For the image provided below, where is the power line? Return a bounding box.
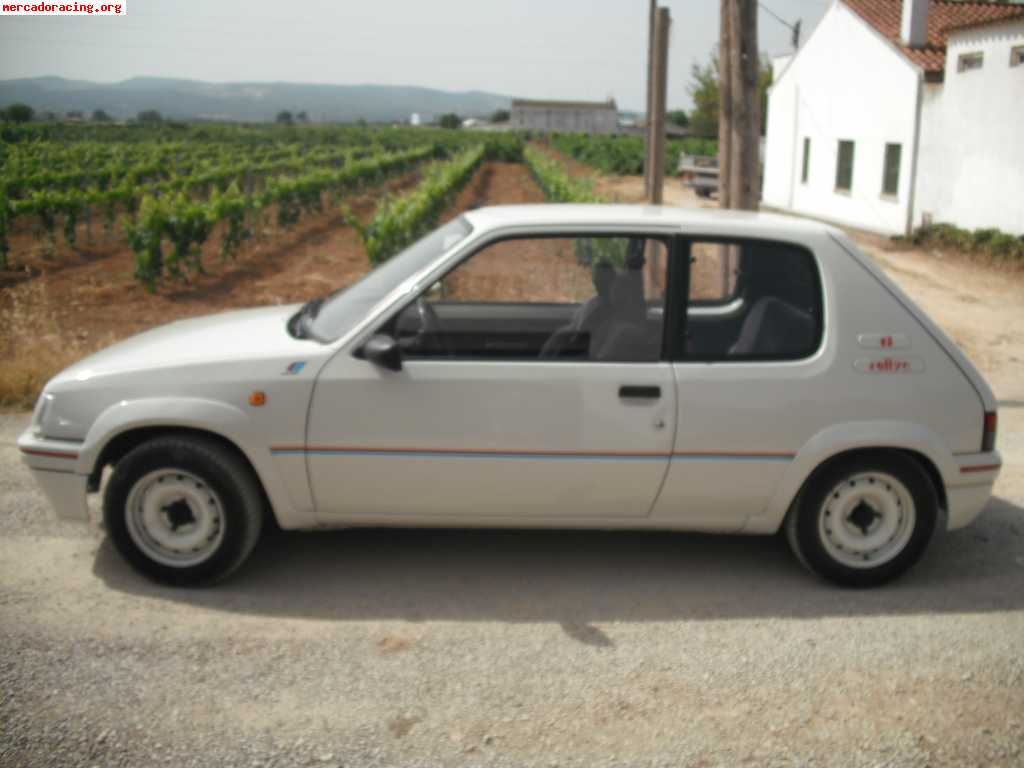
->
[758,2,801,48]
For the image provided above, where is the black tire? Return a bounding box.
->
[785,452,938,587]
[103,435,264,586]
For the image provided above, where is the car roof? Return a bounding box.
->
[462,204,839,240]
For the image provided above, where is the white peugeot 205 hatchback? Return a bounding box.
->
[19,205,1001,588]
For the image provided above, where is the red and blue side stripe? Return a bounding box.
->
[270,445,795,462]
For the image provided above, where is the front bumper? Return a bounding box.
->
[17,429,90,523]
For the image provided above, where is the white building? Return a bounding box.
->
[509,98,619,134]
[763,0,1024,236]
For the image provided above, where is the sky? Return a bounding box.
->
[0,0,832,111]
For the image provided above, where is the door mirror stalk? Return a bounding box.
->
[362,334,403,371]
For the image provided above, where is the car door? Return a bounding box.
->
[651,236,827,529]
[305,231,680,523]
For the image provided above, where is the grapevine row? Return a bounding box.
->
[523,145,604,203]
[522,146,635,267]
[0,144,432,260]
[350,145,486,265]
[126,144,436,290]
[548,133,718,176]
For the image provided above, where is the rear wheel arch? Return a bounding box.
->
[783,448,942,586]
[784,447,947,526]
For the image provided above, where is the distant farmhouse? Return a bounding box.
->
[763,0,1024,236]
[510,98,618,134]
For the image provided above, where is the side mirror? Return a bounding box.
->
[362,333,403,371]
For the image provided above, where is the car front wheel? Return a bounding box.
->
[103,435,264,586]
[785,452,939,587]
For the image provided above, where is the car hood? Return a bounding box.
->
[52,304,320,384]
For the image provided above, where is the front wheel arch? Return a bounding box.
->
[89,425,277,530]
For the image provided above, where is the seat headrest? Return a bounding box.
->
[611,273,646,322]
[592,259,615,301]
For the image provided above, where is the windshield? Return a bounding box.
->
[308,216,473,341]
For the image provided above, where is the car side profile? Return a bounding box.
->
[18,205,1001,587]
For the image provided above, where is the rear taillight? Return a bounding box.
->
[982,411,997,452]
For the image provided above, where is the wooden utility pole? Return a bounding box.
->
[647,7,670,204]
[718,1,733,208]
[719,0,760,210]
[642,0,656,197]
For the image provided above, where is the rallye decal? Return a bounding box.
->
[853,356,925,373]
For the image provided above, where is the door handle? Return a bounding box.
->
[619,385,661,399]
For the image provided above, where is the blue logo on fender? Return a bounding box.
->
[284,362,306,375]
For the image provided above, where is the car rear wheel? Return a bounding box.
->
[785,452,938,587]
[103,435,264,586]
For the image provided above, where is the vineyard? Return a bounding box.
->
[0,124,526,288]
[0,122,701,407]
[548,133,718,176]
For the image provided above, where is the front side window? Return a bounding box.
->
[801,137,811,184]
[836,140,855,192]
[310,216,472,341]
[958,52,984,72]
[882,143,901,197]
[1011,46,1024,67]
[389,235,670,362]
[683,240,822,361]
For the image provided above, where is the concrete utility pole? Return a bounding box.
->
[718,0,760,210]
[643,0,656,197]
[647,6,671,205]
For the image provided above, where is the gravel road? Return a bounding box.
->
[2,248,1023,767]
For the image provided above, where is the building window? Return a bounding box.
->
[1011,46,1024,67]
[882,143,901,198]
[801,137,811,184]
[835,140,854,192]
[957,52,984,72]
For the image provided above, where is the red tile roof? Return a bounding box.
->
[842,0,1024,80]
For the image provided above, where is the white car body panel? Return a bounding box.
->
[17,205,1000,538]
[305,358,676,520]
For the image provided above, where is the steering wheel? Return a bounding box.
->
[415,297,454,357]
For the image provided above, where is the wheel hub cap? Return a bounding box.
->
[818,471,916,569]
[125,470,226,568]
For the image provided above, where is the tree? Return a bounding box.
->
[2,103,34,123]
[667,109,689,128]
[438,113,461,129]
[296,110,309,124]
[490,108,510,124]
[92,109,112,122]
[687,47,772,139]
[66,110,84,120]
[136,109,163,124]
[276,110,294,125]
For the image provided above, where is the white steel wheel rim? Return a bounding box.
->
[125,469,226,568]
[817,471,916,569]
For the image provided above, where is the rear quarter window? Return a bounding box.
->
[683,239,823,361]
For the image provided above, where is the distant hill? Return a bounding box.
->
[0,76,512,123]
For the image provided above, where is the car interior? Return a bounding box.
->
[684,240,820,359]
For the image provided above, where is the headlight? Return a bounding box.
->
[32,393,54,437]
